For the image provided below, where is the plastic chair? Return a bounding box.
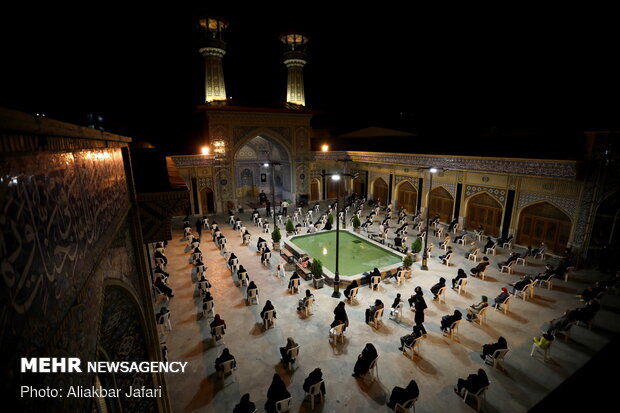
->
[329,323,345,344]
[463,384,489,412]
[371,307,384,329]
[495,295,511,314]
[391,302,404,322]
[275,397,292,413]
[302,298,314,317]
[485,348,509,369]
[467,249,480,262]
[501,261,514,274]
[444,319,461,340]
[503,240,513,249]
[289,278,300,294]
[286,346,299,370]
[202,300,214,319]
[198,280,210,295]
[564,266,575,282]
[515,256,527,266]
[238,271,249,287]
[276,264,286,278]
[305,380,324,409]
[441,253,452,266]
[247,288,259,305]
[456,235,468,245]
[365,357,379,381]
[486,244,497,255]
[346,287,359,304]
[473,305,489,326]
[515,284,534,301]
[437,286,447,304]
[370,276,381,291]
[395,270,404,286]
[538,275,554,290]
[262,309,276,329]
[262,252,272,265]
[211,324,225,344]
[456,278,468,295]
[158,312,172,332]
[402,337,423,359]
[530,341,552,361]
[395,397,418,413]
[218,359,236,382]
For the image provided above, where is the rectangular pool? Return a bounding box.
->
[290,231,403,276]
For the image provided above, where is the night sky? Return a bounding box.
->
[1,5,618,156]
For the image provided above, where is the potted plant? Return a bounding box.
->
[410,237,423,261]
[352,215,361,233]
[403,254,413,269]
[310,259,324,289]
[271,226,282,251]
[285,218,295,236]
[327,213,334,226]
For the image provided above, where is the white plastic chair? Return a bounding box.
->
[262,252,272,265]
[495,295,511,314]
[473,305,489,326]
[456,277,468,295]
[263,223,270,233]
[243,234,251,245]
[444,319,461,340]
[202,300,214,319]
[441,252,452,266]
[305,380,324,409]
[394,270,404,286]
[515,256,527,266]
[402,336,423,359]
[456,235,468,245]
[275,397,292,413]
[239,226,247,237]
[276,264,286,278]
[463,384,489,412]
[218,359,236,382]
[289,278,300,294]
[534,250,546,260]
[371,307,384,329]
[286,346,299,370]
[467,249,480,262]
[329,323,345,344]
[395,397,418,413]
[238,271,249,286]
[198,280,210,295]
[515,284,534,301]
[437,286,447,304]
[501,261,514,274]
[246,287,259,305]
[262,309,276,329]
[370,276,381,291]
[158,311,172,332]
[211,324,225,344]
[302,297,314,317]
[564,266,575,282]
[365,357,379,380]
[538,275,554,290]
[485,348,509,369]
[530,341,552,361]
[503,240,513,249]
[391,302,404,322]
[486,244,497,255]
[346,287,359,304]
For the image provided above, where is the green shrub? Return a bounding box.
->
[271,226,282,243]
[352,215,361,228]
[286,218,295,233]
[327,213,334,225]
[411,237,423,253]
[310,259,323,278]
[403,255,413,267]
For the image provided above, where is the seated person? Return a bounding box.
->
[394,235,403,248]
[156,306,170,325]
[261,300,277,326]
[453,230,468,243]
[302,368,326,396]
[387,380,420,410]
[532,333,554,350]
[261,247,271,264]
[455,369,489,398]
[154,275,174,298]
[299,255,311,268]
[154,265,170,280]
[574,299,601,323]
[497,252,518,269]
[343,280,359,299]
[398,325,423,351]
[439,246,453,262]
[279,337,299,364]
[447,218,459,232]
[154,249,168,265]
[578,282,606,302]
[534,264,555,281]
[227,253,238,267]
[331,301,349,332]
[481,336,507,360]
[256,237,266,251]
[265,374,291,413]
[545,309,579,335]
[390,293,402,315]
[471,257,490,275]
[493,288,510,308]
[288,271,301,289]
[352,343,378,377]
[365,299,384,324]
[532,242,547,257]
[466,296,489,321]
[555,257,574,280]
[511,274,533,294]
[368,267,381,287]
[233,394,256,413]
[519,246,533,259]
[430,215,440,226]
[297,289,314,311]
[439,235,451,249]
[451,268,467,289]
[246,281,258,300]
[430,277,446,300]
[210,314,226,335]
[440,310,462,333]
[483,236,496,251]
[214,347,236,372]
[198,273,212,289]
[323,220,332,230]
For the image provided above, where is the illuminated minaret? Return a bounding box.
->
[198,16,228,103]
[280,33,308,107]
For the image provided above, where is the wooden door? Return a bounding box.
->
[397,181,417,214]
[327,178,341,200]
[429,187,454,223]
[466,192,503,237]
[517,202,572,253]
[373,178,388,206]
[310,179,320,201]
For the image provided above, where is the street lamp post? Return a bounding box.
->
[420,167,438,271]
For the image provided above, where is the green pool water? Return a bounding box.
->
[290,231,403,276]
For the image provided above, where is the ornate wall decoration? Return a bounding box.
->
[311,170,322,180]
[394,175,418,190]
[465,185,507,205]
[235,145,257,159]
[172,156,214,167]
[198,176,214,189]
[314,151,577,179]
[295,127,308,154]
[233,126,292,144]
[517,192,578,219]
[99,287,156,413]
[431,181,457,198]
[0,148,128,360]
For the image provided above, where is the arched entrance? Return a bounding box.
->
[517,202,572,253]
[200,186,215,214]
[429,186,454,223]
[397,181,417,214]
[352,176,365,200]
[310,178,320,201]
[466,192,503,237]
[373,178,388,206]
[234,135,291,208]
